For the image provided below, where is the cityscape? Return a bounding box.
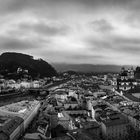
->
[1,54,140,140]
[1,0,140,140]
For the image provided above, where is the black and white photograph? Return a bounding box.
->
[0,0,140,140]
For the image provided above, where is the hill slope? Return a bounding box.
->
[0,52,57,78]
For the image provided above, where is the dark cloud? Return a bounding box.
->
[0,36,37,50]
[86,35,140,55]
[113,36,140,54]
[125,13,140,28]
[118,45,140,54]
[113,36,140,45]
[90,19,114,33]
[18,22,69,36]
[0,0,134,15]
[85,37,112,51]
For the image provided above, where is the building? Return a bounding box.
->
[89,101,108,120]
[134,66,140,84]
[81,121,101,139]
[0,115,24,140]
[58,111,75,130]
[55,91,68,102]
[86,99,96,119]
[93,91,106,98]
[117,67,136,92]
[64,97,79,110]
[0,100,40,130]
[122,107,140,130]
[68,90,78,99]
[101,113,128,140]
[24,133,47,140]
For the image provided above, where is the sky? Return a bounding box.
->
[0,0,140,65]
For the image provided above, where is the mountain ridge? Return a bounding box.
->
[52,63,135,73]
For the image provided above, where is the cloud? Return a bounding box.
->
[86,34,140,56]
[0,0,134,16]
[18,22,70,36]
[90,19,114,33]
[125,13,140,28]
[0,0,140,65]
[113,36,140,45]
[0,36,38,50]
[113,36,140,55]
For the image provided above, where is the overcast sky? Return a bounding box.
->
[0,0,140,65]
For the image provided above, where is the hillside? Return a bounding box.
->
[0,52,57,79]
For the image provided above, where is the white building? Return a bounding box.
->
[0,100,40,130]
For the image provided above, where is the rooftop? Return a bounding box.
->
[0,100,40,119]
[58,111,71,121]
[102,113,128,127]
[81,121,100,129]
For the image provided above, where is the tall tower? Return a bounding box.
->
[130,66,134,79]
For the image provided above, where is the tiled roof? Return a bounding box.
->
[82,121,100,129]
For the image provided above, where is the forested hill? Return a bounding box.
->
[0,52,57,78]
